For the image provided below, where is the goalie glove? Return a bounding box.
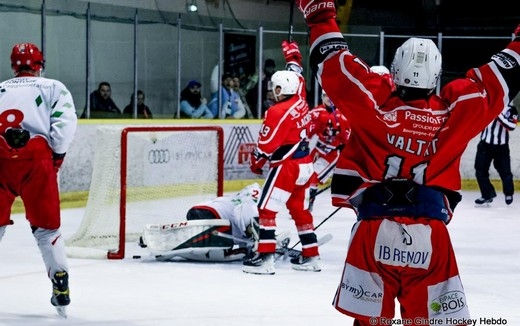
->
[250,147,268,175]
[296,0,337,24]
[246,217,260,243]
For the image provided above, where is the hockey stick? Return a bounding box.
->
[276,233,333,260]
[213,230,292,248]
[310,184,331,200]
[212,230,253,245]
[314,207,342,230]
[286,207,342,252]
[288,0,295,42]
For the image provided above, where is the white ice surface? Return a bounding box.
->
[0,190,518,325]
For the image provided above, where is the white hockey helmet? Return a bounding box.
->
[390,38,442,90]
[370,65,390,75]
[270,70,300,101]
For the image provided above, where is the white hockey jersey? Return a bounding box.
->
[0,76,77,154]
[192,183,261,241]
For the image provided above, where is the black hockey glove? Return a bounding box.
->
[4,128,30,148]
[52,152,66,172]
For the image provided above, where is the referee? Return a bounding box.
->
[474,104,518,206]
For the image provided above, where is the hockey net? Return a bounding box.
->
[65,125,224,259]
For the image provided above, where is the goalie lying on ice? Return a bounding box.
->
[141,183,269,262]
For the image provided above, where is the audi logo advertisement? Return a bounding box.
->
[148,149,170,164]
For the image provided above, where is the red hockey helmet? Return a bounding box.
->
[10,43,45,73]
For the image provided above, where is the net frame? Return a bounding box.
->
[66,125,224,259]
[114,126,224,259]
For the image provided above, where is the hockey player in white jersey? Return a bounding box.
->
[141,183,276,262]
[0,43,77,317]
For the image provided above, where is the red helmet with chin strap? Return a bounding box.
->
[10,43,45,73]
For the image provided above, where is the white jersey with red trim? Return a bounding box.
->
[191,183,261,240]
[0,76,77,154]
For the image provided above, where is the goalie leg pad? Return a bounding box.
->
[143,219,234,256]
[171,247,248,262]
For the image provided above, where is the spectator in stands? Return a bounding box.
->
[262,90,276,116]
[474,104,518,206]
[232,76,254,118]
[81,81,121,118]
[179,80,213,119]
[208,67,245,119]
[245,58,276,118]
[123,90,153,119]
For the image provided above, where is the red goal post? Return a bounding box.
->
[65,125,224,259]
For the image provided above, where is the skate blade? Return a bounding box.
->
[242,265,275,275]
[291,265,322,272]
[55,306,67,318]
[475,203,492,208]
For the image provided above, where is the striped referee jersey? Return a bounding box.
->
[480,105,518,145]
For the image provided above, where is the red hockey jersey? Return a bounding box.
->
[254,71,312,167]
[310,104,350,156]
[255,93,312,167]
[308,21,520,215]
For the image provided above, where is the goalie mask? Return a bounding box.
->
[391,38,441,91]
[11,43,45,74]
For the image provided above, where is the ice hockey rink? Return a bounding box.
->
[0,189,518,326]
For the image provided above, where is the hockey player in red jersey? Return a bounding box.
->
[0,43,77,317]
[243,40,320,275]
[308,90,350,211]
[296,1,520,325]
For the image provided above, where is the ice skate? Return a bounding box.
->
[505,195,513,205]
[51,271,70,318]
[290,255,321,272]
[243,252,275,275]
[475,197,494,207]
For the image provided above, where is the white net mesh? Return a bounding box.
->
[66,126,222,258]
